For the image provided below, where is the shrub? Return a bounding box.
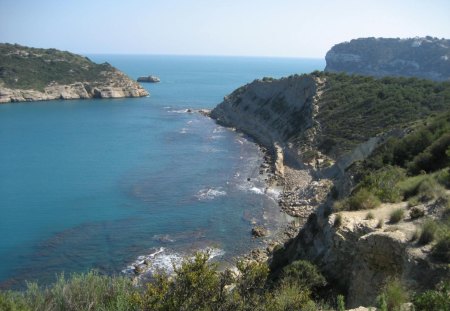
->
[407,196,420,207]
[408,133,450,174]
[389,208,405,224]
[357,166,405,202]
[416,178,446,202]
[337,294,345,311]
[409,206,425,219]
[280,260,326,290]
[378,278,409,311]
[266,283,313,311]
[19,271,136,311]
[418,219,438,245]
[432,230,450,262]
[377,218,384,228]
[234,260,269,308]
[366,211,375,220]
[348,188,381,211]
[0,291,30,311]
[413,281,450,311]
[334,213,343,227]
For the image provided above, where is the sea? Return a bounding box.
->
[0,55,324,289]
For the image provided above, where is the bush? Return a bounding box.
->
[432,230,450,262]
[0,291,30,311]
[357,166,405,202]
[366,211,375,220]
[266,283,313,311]
[389,208,405,224]
[280,260,326,290]
[348,188,381,211]
[334,213,343,227]
[378,278,409,311]
[337,294,345,311]
[418,219,438,245]
[416,178,446,202]
[408,133,450,174]
[413,281,450,311]
[377,218,384,228]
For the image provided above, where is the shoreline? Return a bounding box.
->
[199,109,327,265]
[126,109,331,282]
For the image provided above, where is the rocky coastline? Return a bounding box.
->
[0,69,149,103]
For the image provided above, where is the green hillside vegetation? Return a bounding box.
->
[312,72,450,157]
[334,112,450,262]
[1,254,447,310]
[0,43,115,91]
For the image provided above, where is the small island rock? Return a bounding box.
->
[137,75,161,83]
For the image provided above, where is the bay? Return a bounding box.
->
[0,55,324,288]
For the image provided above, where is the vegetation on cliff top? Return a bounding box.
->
[313,71,450,157]
[0,43,115,91]
[1,253,447,310]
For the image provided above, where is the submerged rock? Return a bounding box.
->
[252,226,268,238]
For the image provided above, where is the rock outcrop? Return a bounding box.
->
[137,75,160,83]
[325,37,450,81]
[271,201,449,308]
[0,43,149,103]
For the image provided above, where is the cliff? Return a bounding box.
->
[0,43,148,103]
[210,72,450,308]
[325,37,450,81]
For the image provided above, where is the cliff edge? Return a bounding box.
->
[0,43,149,103]
[325,37,450,81]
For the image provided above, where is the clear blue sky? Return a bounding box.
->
[1,0,450,58]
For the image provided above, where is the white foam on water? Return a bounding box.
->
[213,127,225,134]
[249,187,265,195]
[195,187,227,201]
[266,187,282,200]
[168,109,189,113]
[179,128,188,134]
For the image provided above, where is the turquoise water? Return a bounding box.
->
[0,55,324,288]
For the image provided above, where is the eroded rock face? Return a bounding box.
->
[211,75,316,148]
[271,202,449,308]
[325,37,450,81]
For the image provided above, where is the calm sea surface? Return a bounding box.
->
[0,55,324,288]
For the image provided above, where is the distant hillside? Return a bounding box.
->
[0,43,148,102]
[325,37,450,81]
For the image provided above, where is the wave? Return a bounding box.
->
[195,187,227,201]
[213,127,225,134]
[249,187,265,195]
[168,109,190,113]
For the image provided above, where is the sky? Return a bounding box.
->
[1,0,450,58]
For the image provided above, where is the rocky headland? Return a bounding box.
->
[210,71,450,308]
[0,43,149,103]
[325,37,450,81]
